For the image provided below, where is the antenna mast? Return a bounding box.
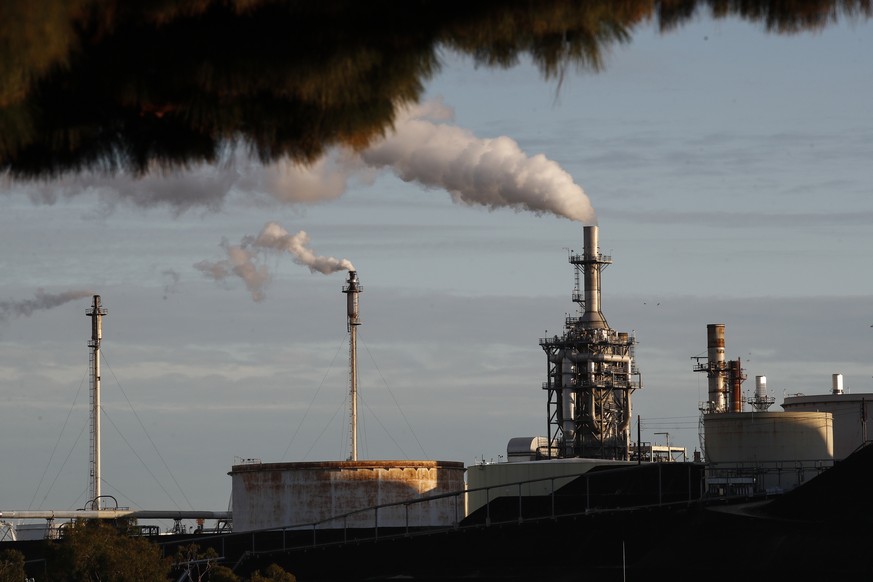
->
[342,272,362,461]
[86,295,107,509]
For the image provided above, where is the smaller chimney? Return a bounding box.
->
[832,373,844,395]
[747,375,775,412]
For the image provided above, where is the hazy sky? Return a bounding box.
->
[1,14,872,527]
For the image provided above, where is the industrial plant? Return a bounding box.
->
[539,226,640,461]
[2,225,872,581]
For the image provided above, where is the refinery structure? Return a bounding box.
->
[2,225,872,580]
[539,226,640,461]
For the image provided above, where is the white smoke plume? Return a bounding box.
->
[253,222,355,274]
[195,222,353,301]
[194,240,271,302]
[7,100,594,224]
[360,101,596,223]
[0,289,94,323]
[9,153,354,214]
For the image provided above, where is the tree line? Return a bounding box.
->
[0,520,294,582]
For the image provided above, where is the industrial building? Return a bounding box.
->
[695,323,835,494]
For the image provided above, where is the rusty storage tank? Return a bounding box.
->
[229,459,466,532]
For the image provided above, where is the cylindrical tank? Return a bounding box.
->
[782,388,872,460]
[703,411,833,491]
[230,460,466,532]
[704,412,832,464]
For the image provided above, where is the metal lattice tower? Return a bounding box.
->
[540,226,641,460]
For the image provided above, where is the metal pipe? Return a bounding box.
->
[0,510,232,520]
[565,351,631,364]
[560,358,576,448]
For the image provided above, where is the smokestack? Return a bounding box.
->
[707,324,727,412]
[86,295,107,509]
[832,373,844,395]
[728,358,744,413]
[342,271,362,461]
[748,374,775,412]
[756,375,767,400]
[579,225,608,329]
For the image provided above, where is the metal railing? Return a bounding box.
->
[160,462,706,564]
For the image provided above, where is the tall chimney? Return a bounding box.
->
[342,271,362,461]
[580,226,608,329]
[707,324,726,412]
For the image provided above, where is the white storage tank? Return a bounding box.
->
[506,436,550,462]
[782,389,872,460]
[703,411,833,492]
[230,460,466,532]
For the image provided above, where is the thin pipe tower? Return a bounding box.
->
[86,295,107,510]
[342,271,362,461]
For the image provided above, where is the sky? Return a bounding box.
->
[1,14,872,529]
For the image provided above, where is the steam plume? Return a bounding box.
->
[361,102,596,223]
[10,101,595,224]
[195,222,353,301]
[0,289,93,323]
[11,153,353,214]
[253,222,354,274]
